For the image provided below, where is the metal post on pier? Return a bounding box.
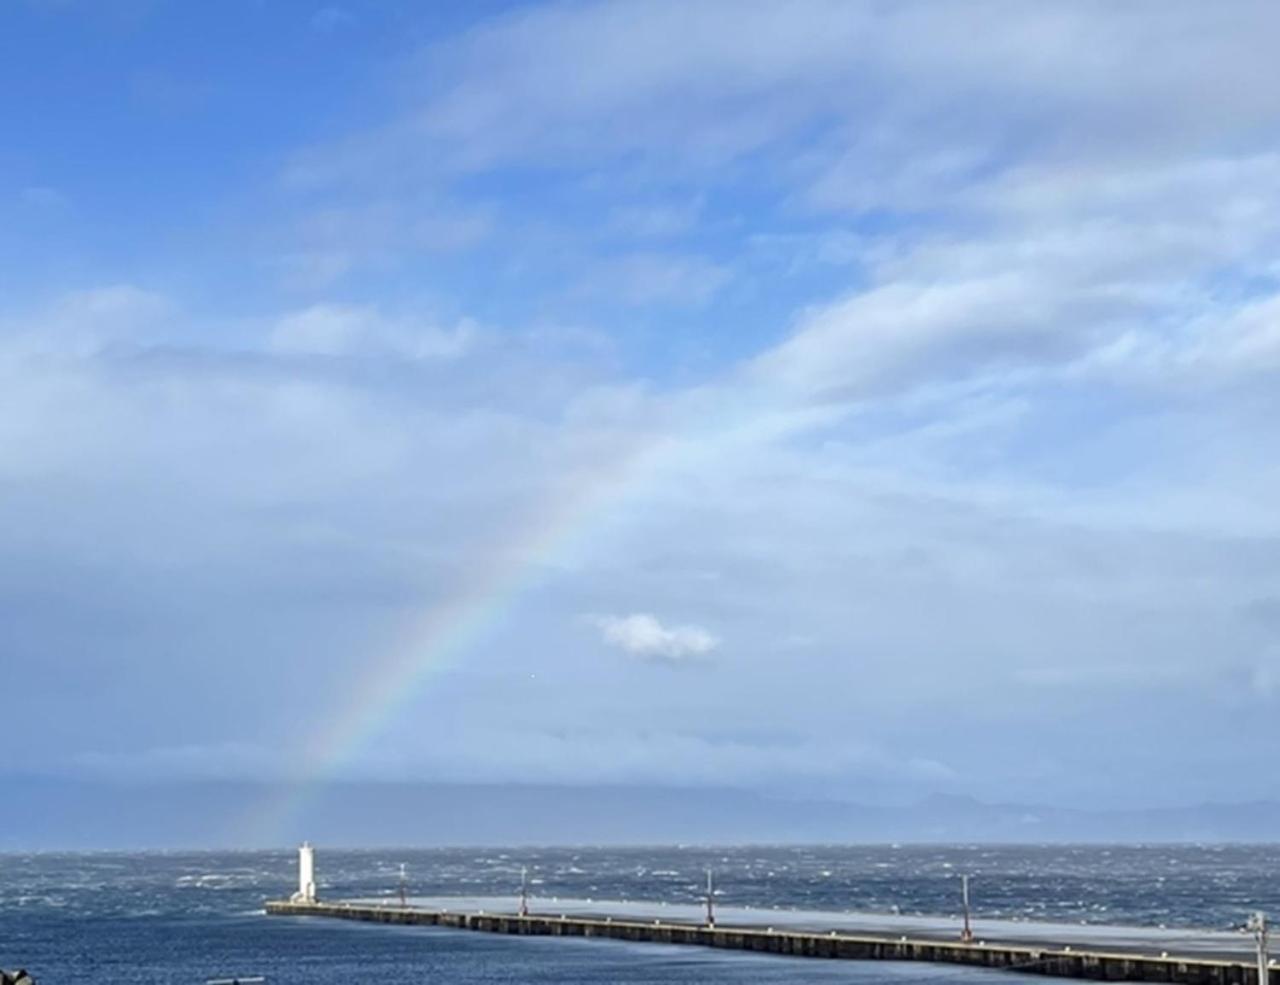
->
[519,865,530,917]
[705,868,715,928]
[398,863,408,908]
[1249,911,1269,985]
[960,874,973,944]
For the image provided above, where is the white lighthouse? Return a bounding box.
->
[291,842,317,904]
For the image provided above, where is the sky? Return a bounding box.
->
[4,0,1280,834]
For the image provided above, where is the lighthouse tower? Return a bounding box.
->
[291,842,317,903]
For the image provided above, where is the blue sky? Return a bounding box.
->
[4,0,1280,815]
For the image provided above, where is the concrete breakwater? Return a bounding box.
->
[265,900,1262,983]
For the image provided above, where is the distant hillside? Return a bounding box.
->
[3,777,1278,850]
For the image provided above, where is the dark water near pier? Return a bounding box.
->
[3,844,1278,984]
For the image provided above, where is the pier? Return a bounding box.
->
[266,897,1273,984]
[265,847,1275,983]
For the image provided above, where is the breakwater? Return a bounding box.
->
[265,900,1264,983]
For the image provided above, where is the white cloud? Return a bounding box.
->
[751,273,1064,401]
[743,148,1280,405]
[592,613,719,664]
[268,303,475,360]
[278,0,1280,395]
[295,0,1280,183]
[0,284,173,356]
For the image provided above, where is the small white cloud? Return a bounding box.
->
[592,612,719,664]
[268,303,474,360]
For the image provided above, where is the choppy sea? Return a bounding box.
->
[4,844,1280,984]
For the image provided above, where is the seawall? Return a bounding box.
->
[265,900,1261,983]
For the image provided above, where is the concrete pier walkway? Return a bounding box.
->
[266,895,1272,983]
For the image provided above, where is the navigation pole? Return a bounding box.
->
[705,868,715,928]
[960,874,973,944]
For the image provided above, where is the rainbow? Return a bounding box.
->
[242,419,689,844]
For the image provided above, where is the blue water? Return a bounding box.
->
[4,845,1279,983]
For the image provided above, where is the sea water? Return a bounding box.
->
[4,844,1278,984]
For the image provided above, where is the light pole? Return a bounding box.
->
[519,865,530,917]
[961,874,973,944]
[705,868,715,928]
[1249,911,1269,985]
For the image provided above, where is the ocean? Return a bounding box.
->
[4,844,1279,984]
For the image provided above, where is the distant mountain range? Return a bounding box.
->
[3,778,1278,849]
